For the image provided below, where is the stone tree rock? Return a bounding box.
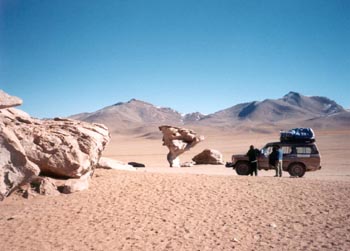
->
[159,125,204,167]
[0,89,111,199]
[192,149,225,165]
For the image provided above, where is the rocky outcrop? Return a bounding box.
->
[1,108,110,178]
[159,125,204,167]
[0,121,40,200]
[192,149,224,165]
[0,90,110,200]
[0,90,22,109]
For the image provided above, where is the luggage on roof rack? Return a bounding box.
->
[280,128,315,143]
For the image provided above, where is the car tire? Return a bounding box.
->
[235,161,251,175]
[288,163,306,177]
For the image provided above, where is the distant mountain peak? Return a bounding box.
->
[127,98,140,103]
[284,91,301,97]
[183,112,205,123]
[283,91,301,101]
[113,98,152,107]
[127,98,148,104]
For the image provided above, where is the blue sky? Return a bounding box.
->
[1,0,349,118]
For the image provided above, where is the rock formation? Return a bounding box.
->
[192,149,225,165]
[0,90,22,109]
[0,90,110,200]
[159,125,204,167]
[0,121,40,200]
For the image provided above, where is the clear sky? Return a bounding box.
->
[1,0,349,118]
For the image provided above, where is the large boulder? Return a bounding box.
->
[192,149,225,165]
[0,122,40,200]
[0,90,111,200]
[159,125,204,167]
[1,108,110,178]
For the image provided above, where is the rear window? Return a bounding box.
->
[295,146,312,154]
[263,145,291,155]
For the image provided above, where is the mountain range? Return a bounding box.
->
[69,92,350,136]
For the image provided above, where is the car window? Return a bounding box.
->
[295,146,312,154]
[266,146,273,155]
[281,146,292,155]
[262,145,291,155]
[263,146,274,155]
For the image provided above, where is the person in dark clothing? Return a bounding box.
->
[269,146,278,177]
[246,145,258,176]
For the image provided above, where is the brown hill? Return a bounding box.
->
[70,92,349,136]
[193,92,344,125]
[302,111,350,130]
[70,99,183,134]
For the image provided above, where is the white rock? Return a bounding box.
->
[98,157,136,171]
[0,90,22,109]
[181,161,195,167]
[62,171,92,194]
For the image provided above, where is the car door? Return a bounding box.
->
[258,145,273,169]
[293,145,320,170]
[280,145,293,170]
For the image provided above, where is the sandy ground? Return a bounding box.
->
[1,129,350,250]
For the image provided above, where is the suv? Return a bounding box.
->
[231,141,321,177]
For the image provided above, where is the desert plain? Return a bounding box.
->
[1,128,350,251]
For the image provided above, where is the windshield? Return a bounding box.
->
[260,147,267,156]
[260,145,279,156]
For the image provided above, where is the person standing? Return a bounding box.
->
[269,146,278,177]
[276,145,283,177]
[247,145,258,176]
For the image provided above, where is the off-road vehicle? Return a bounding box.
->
[231,141,321,177]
